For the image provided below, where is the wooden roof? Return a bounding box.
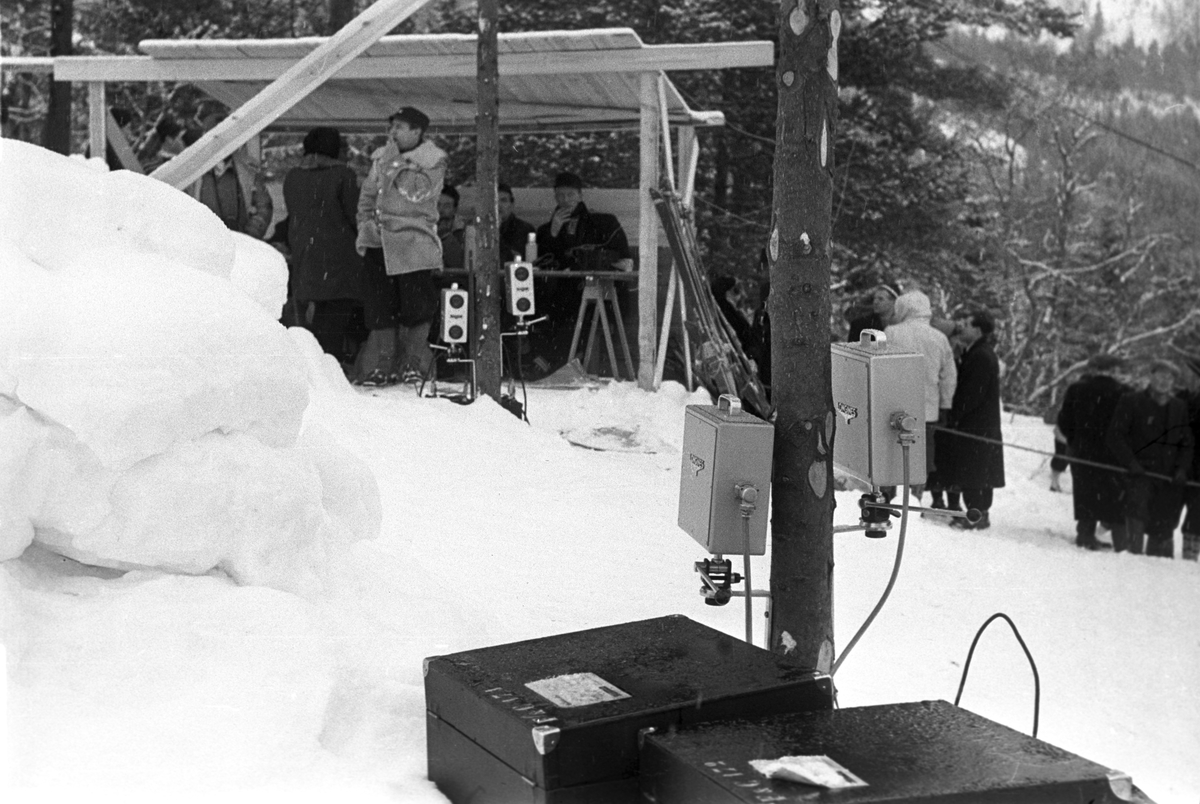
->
[50,29,773,134]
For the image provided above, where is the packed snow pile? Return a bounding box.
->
[0,140,379,594]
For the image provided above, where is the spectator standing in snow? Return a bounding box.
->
[883,290,957,504]
[1179,358,1200,561]
[355,106,447,386]
[189,101,273,239]
[1057,354,1129,550]
[941,309,1005,530]
[1106,358,1194,557]
[283,127,366,369]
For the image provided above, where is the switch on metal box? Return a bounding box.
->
[831,330,926,488]
[679,396,773,556]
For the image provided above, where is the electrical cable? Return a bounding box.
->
[953,612,1041,738]
[930,423,1200,489]
[831,444,912,676]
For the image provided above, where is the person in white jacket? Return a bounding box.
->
[884,290,957,501]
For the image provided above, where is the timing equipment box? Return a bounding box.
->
[831,331,926,488]
[441,283,470,344]
[506,261,536,316]
[679,396,774,556]
[640,700,1132,804]
[424,615,833,804]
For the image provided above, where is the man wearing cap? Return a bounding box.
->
[1107,358,1194,556]
[531,171,632,370]
[1057,354,1130,550]
[355,106,447,384]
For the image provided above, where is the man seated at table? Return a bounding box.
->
[530,171,632,374]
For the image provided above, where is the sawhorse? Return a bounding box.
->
[568,276,636,381]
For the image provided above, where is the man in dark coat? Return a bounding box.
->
[1057,354,1129,550]
[944,309,1005,530]
[531,171,632,371]
[1106,358,1194,557]
[498,182,536,264]
[283,126,366,365]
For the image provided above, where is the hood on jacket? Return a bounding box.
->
[893,290,932,323]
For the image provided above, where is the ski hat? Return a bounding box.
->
[389,106,431,132]
[876,282,901,299]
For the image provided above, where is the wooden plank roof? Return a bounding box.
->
[53,29,774,133]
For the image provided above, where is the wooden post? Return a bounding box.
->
[42,0,73,155]
[473,0,502,401]
[637,72,661,390]
[151,0,434,189]
[767,0,840,674]
[677,126,698,209]
[88,82,106,162]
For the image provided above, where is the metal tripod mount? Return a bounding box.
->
[500,314,548,395]
[424,342,476,402]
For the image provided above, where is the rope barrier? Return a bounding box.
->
[928,423,1200,490]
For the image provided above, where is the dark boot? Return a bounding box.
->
[1124,518,1145,555]
[1075,520,1100,549]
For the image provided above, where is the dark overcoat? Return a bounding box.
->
[1058,373,1128,522]
[284,154,364,302]
[942,338,1006,490]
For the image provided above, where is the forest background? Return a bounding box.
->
[3,0,1199,414]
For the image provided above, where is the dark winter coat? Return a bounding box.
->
[500,214,536,263]
[941,337,1005,490]
[283,154,364,302]
[535,202,631,270]
[1106,388,1193,477]
[1058,373,1128,522]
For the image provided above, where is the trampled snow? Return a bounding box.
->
[1,142,1197,804]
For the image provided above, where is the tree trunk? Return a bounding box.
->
[473,0,502,400]
[42,0,74,155]
[767,0,839,675]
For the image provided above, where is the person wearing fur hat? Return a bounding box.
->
[1057,354,1130,550]
[884,290,957,503]
[355,106,447,385]
[283,126,366,368]
[1106,358,1194,556]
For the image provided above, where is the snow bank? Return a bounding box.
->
[0,141,378,593]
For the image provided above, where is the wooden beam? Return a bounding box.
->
[0,57,55,74]
[657,73,676,193]
[53,41,774,82]
[88,82,106,163]
[678,126,698,208]
[106,110,144,173]
[637,72,661,391]
[151,0,434,190]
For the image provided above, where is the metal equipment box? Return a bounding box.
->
[831,333,926,487]
[640,700,1132,804]
[679,396,774,556]
[424,615,833,804]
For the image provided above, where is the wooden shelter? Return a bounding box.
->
[2,8,773,389]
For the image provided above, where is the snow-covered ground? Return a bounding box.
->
[2,141,1197,804]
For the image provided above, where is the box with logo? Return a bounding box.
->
[679,396,774,556]
[640,700,1131,803]
[831,333,926,488]
[424,615,833,804]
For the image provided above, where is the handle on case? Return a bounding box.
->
[858,329,887,347]
[718,394,742,414]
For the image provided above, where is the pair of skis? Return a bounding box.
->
[651,189,772,419]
